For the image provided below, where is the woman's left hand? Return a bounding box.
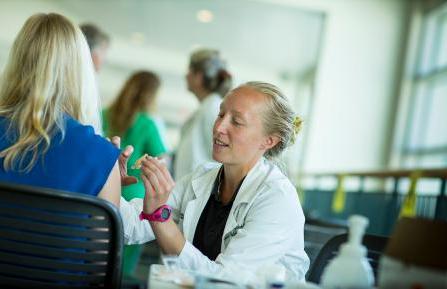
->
[110,136,138,186]
[140,156,175,214]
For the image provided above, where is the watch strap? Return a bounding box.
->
[139,205,172,222]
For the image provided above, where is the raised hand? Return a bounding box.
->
[140,156,175,214]
[111,136,138,186]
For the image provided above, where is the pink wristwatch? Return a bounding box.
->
[139,205,172,222]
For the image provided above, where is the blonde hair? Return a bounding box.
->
[0,13,101,172]
[243,81,302,158]
[107,71,160,136]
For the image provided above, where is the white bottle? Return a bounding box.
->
[320,215,374,289]
[257,264,286,289]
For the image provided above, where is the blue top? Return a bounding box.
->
[0,116,120,196]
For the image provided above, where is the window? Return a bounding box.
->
[399,2,447,168]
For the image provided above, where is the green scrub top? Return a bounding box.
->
[102,110,168,200]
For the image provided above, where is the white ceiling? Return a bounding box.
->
[55,0,324,75]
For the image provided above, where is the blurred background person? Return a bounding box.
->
[80,23,110,73]
[174,48,232,180]
[102,70,168,278]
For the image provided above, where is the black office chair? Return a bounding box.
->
[304,216,348,266]
[0,183,123,289]
[306,233,388,284]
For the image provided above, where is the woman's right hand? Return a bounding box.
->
[140,156,175,214]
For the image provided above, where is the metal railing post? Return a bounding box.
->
[435,179,447,219]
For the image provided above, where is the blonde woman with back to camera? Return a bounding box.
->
[121,82,310,284]
[0,13,141,240]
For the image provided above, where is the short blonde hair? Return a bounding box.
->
[0,13,101,172]
[243,81,302,158]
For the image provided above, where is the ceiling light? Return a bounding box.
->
[190,43,202,50]
[130,32,145,45]
[197,10,213,23]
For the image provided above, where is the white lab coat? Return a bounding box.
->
[120,158,309,283]
[174,93,221,180]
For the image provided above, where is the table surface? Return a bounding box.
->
[146,265,333,289]
[147,265,185,289]
[147,264,244,289]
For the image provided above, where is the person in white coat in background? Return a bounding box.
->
[174,48,232,180]
[120,82,309,284]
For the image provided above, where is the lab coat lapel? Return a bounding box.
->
[182,167,220,242]
[222,158,274,246]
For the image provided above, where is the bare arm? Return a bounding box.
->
[149,219,185,255]
[97,161,121,207]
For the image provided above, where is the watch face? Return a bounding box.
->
[161,208,170,219]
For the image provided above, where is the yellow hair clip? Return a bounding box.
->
[291,116,303,144]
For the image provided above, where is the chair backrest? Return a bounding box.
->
[306,233,388,284]
[304,217,348,266]
[0,183,123,289]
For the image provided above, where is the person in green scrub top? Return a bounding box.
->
[103,70,168,278]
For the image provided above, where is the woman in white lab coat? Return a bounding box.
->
[121,82,309,283]
[174,49,232,180]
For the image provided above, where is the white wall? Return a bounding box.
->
[261,0,409,172]
[0,1,66,64]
